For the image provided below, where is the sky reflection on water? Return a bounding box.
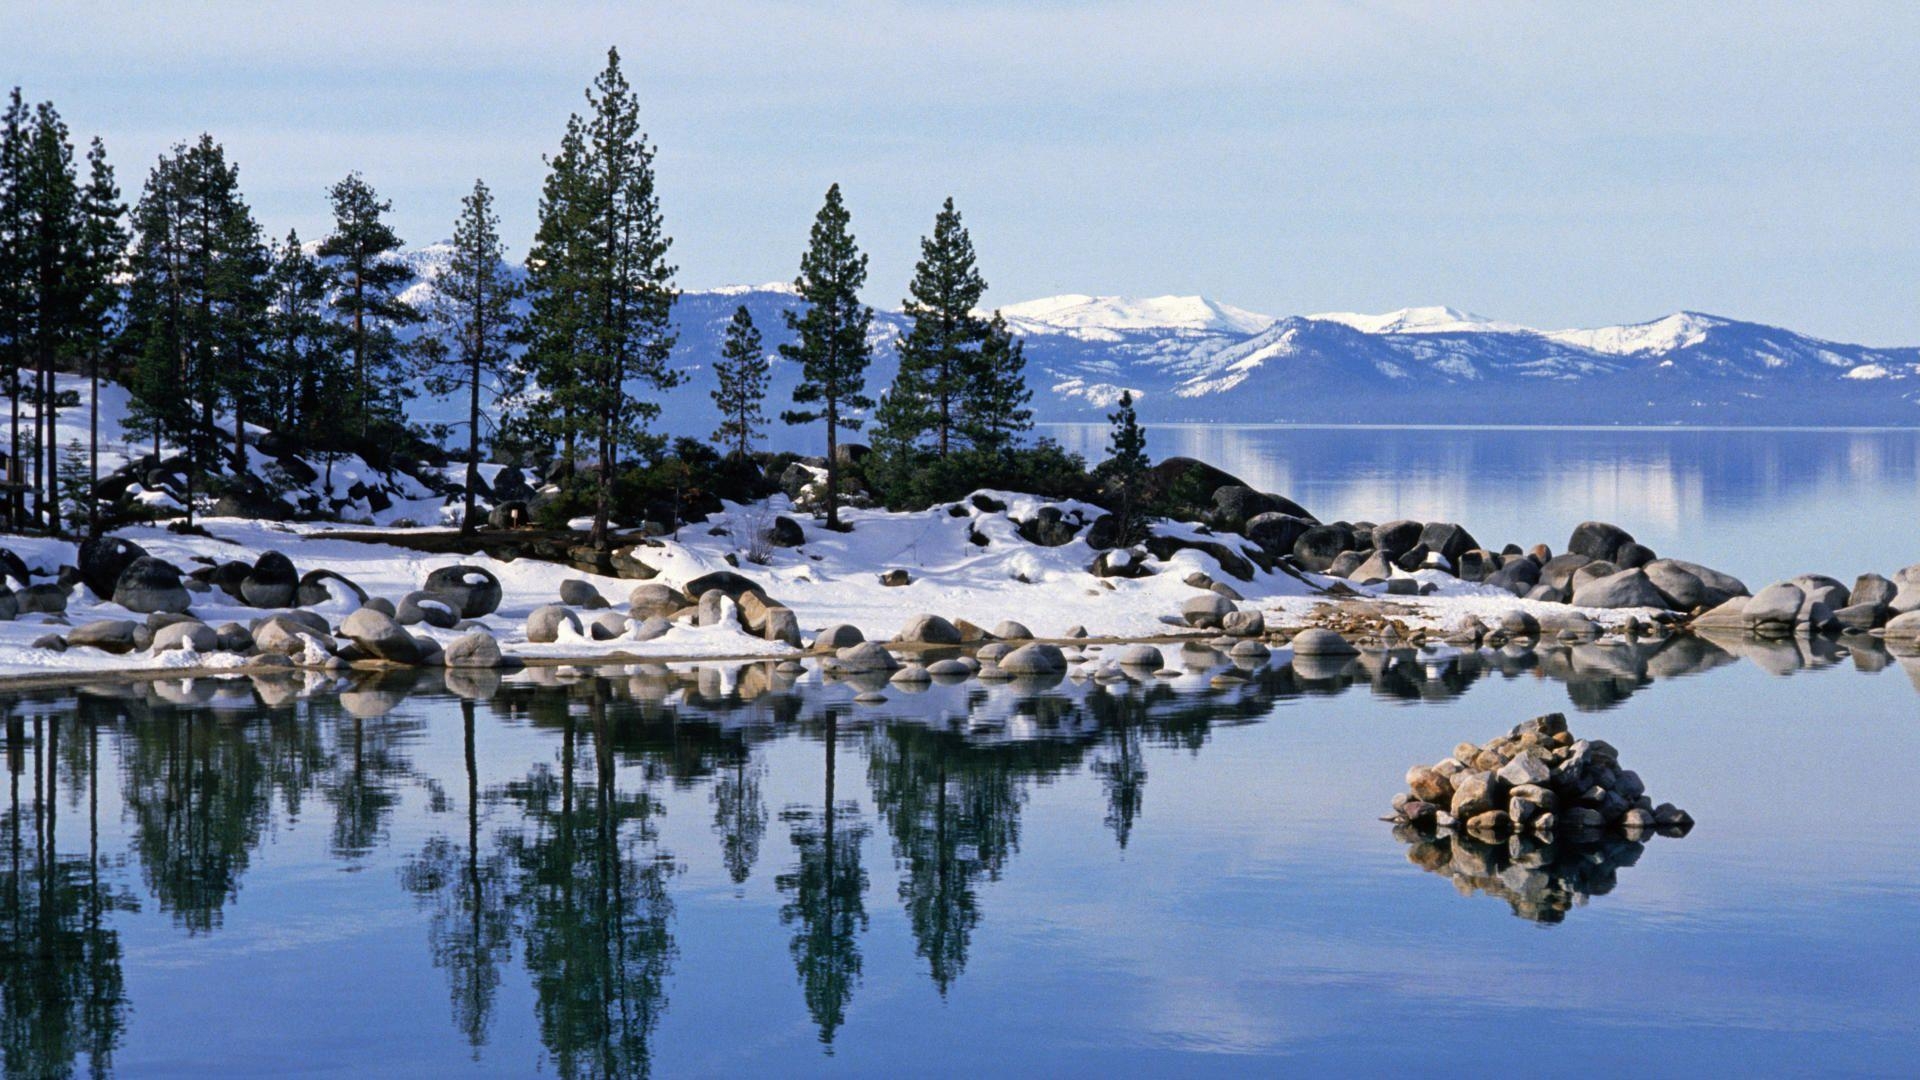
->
[0,637,1916,1077]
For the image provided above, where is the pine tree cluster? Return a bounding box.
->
[0,47,1146,543]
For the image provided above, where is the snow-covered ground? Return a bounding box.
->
[0,487,1662,681]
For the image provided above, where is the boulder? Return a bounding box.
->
[1885,610,1920,641]
[879,568,911,587]
[17,583,67,614]
[1567,521,1635,563]
[696,590,736,628]
[1851,573,1898,611]
[684,570,769,605]
[1327,550,1369,579]
[559,579,609,609]
[1118,644,1165,668]
[1455,549,1497,583]
[1017,506,1082,547]
[1091,548,1153,578]
[1392,542,1432,574]
[1182,592,1236,629]
[1419,522,1480,565]
[0,587,14,621]
[1371,520,1424,560]
[397,591,460,629]
[1569,568,1668,610]
[763,606,801,647]
[1212,486,1312,530]
[1244,513,1313,557]
[78,535,146,600]
[998,643,1067,675]
[341,607,421,664]
[422,565,504,618]
[1486,558,1542,596]
[770,515,806,547]
[487,501,529,529]
[1288,628,1358,656]
[835,642,901,672]
[898,614,962,645]
[632,617,672,642]
[151,621,218,653]
[295,569,368,609]
[526,604,583,644]
[813,624,865,650]
[240,551,299,608]
[629,583,691,619]
[1613,541,1657,569]
[588,611,629,641]
[1292,524,1356,572]
[112,557,191,614]
[1222,610,1266,637]
[1143,534,1257,582]
[69,619,138,654]
[1540,553,1594,593]
[1141,457,1251,518]
[1744,582,1806,629]
[213,622,253,652]
[0,547,27,587]
[992,620,1034,640]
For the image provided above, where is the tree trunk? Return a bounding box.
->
[87,354,99,536]
[825,397,840,531]
[462,350,480,534]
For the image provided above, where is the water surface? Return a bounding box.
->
[1044,424,1920,586]
[2,636,1917,1076]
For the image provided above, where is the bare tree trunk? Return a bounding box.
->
[463,350,480,534]
[88,353,99,536]
[824,398,840,530]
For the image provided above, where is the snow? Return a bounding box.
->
[1545,311,1723,355]
[999,294,1274,337]
[1845,363,1892,380]
[1307,305,1528,335]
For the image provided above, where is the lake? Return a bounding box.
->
[2,636,1917,1077]
[1043,424,1920,588]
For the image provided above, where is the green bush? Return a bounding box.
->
[869,440,1095,511]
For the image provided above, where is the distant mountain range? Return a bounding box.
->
[396,244,1920,437]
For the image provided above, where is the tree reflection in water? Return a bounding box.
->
[0,624,1798,1075]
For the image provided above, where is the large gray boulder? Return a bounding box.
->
[1182,592,1237,629]
[1419,522,1480,564]
[296,569,368,609]
[998,643,1067,675]
[629,582,690,619]
[1244,513,1313,557]
[78,535,146,600]
[0,586,15,621]
[696,590,734,627]
[397,591,460,629]
[1118,644,1165,668]
[69,619,138,654]
[1885,610,1920,641]
[151,621,218,653]
[992,619,1034,640]
[763,607,801,647]
[445,630,506,664]
[1852,573,1898,611]
[1743,582,1806,630]
[897,614,962,645]
[1567,521,1635,563]
[1540,553,1594,593]
[835,642,901,672]
[813,624,865,650]
[1569,568,1667,610]
[1486,558,1542,596]
[1222,610,1266,637]
[559,579,609,609]
[341,607,422,664]
[422,565,503,618]
[1291,524,1356,572]
[1371,520,1424,560]
[1288,628,1358,656]
[17,583,66,614]
[526,604,582,644]
[112,557,191,614]
[240,551,298,608]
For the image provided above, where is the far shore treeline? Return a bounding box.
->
[0,49,1157,547]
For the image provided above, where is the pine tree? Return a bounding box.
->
[962,311,1033,454]
[17,101,82,532]
[878,197,988,458]
[523,49,680,547]
[1105,390,1149,544]
[710,305,768,458]
[265,230,338,442]
[317,172,418,441]
[0,89,29,528]
[72,137,126,535]
[122,135,270,527]
[780,183,873,531]
[421,179,523,533]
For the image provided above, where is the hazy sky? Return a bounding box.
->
[9,1,1920,342]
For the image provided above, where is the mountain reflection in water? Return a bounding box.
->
[0,630,1914,1076]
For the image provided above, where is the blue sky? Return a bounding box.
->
[8,1,1920,342]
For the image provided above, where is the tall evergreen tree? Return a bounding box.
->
[522,49,680,547]
[877,197,987,458]
[71,137,126,535]
[709,304,767,458]
[962,311,1033,454]
[1104,389,1150,545]
[122,135,270,526]
[780,183,873,531]
[19,102,83,531]
[0,89,29,528]
[421,179,523,533]
[264,230,338,442]
[317,172,417,440]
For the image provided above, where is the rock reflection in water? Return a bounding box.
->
[1397,825,1651,924]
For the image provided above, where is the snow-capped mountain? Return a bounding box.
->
[387,246,1920,436]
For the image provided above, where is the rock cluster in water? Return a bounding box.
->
[1388,712,1693,839]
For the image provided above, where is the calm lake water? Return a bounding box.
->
[1044,425,1920,587]
[3,636,1918,1077]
